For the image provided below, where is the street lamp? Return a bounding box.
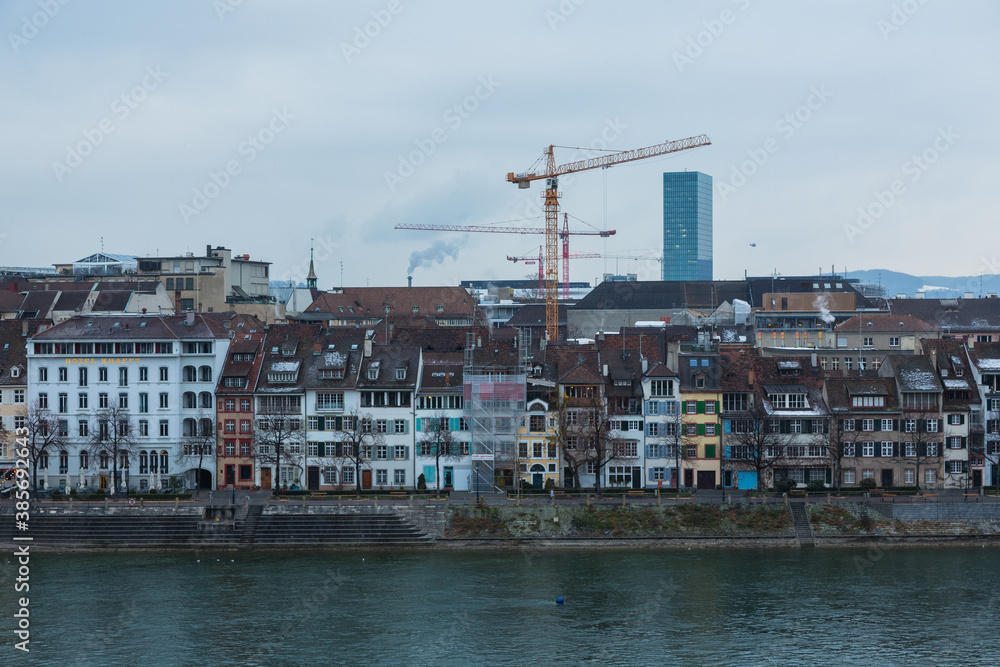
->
[475,462,480,504]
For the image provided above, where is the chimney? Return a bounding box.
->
[929,347,937,370]
[21,321,28,336]
[641,358,648,374]
[185,312,194,326]
[364,338,372,358]
[407,275,413,288]
[603,364,609,377]
[748,369,755,388]
[811,352,817,368]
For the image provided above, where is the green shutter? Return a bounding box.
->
[803,420,812,433]
[705,444,715,459]
[335,416,342,431]
[317,416,325,431]
[696,401,705,414]
[450,418,459,432]
[416,418,421,432]
[697,423,705,436]
[318,442,325,457]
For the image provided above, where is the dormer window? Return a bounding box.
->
[412,306,419,313]
[10,367,19,378]
[319,369,344,380]
[368,368,378,380]
[851,395,886,408]
[770,393,807,409]
[395,368,406,380]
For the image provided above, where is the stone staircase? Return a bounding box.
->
[0,514,206,548]
[247,513,433,547]
[240,505,264,545]
[790,502,814,547]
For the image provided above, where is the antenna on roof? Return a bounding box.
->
[100,236,104,254]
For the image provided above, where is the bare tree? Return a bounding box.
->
[901,410,942,493]
[558,393,623,497]
[24,401,63,498]
[653,408,694,495]
[723,405,792,491]
[333,409,386,497]
[817,415,864,493]
[87,405,138,499]
[178,412,216,498]
[254,403,305,496]
[418,411,463,498]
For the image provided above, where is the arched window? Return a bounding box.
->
[139,451,148,474]
[99,452,109,469]
[120,453,129,469]
[183,392,197,409]
[149,452,158,474]
[79,451,89,470]
[200,392,213,408]
[59,451,68,474]
[39,452,48,469]
[183,418,196,437]
[183,366,197,382]
[199,366,212,382]
[159,451,168,474]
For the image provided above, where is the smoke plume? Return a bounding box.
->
[407,239,466,275]
[813,294,836,324]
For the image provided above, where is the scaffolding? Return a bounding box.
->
[464,332,526,493]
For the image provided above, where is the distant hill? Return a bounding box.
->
[847,270,1000,299]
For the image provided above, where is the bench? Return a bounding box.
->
[921,494,939,502]
[627,490,646,496]
[390,491,408,496]
[305,493,327,500]
[963,493,980,502]
[881,493,896,502]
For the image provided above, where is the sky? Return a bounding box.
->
[2,1,998,289]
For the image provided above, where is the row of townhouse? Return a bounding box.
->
[7,309,1000,495]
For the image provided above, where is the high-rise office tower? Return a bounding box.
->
[662,171,712,281]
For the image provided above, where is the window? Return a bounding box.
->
[139,393,148,413]
[119,367,128,387]
[705,401,716,414]
[685,401,697,414]
[240,420,250,434]
[225,420,235,433]
[159,367,168,382]
[394,420,406,434]
[99,367,108,382]
[881,441,893,457]
[889,337,900,347]
[38,392,48,408]
[926,442,939,456]
[78,420,89,437]
[843,469,855,485]
[904,442,916,457]
[137,419,148,436]
[947,460,963,474]
[843,443,855,457]
[948,414,964,426]
[926,419,939,433]
[650,380,674,397]
[862,442,875,457]
[159,393,168,409]
[831,358,840,371]
[904,419,917,433]
[376,419,388,434]
[812,420,824,434]
[904,469,914,484]
[96,392,107,409]
[845,358,853,371]
[925,469,936,484]
[139,367,148,382]
[395,446,408,460]
[394,469,405,485]
[241,399,251,412]
[862,419,874,432]
[882,419,893,431]
[38,367,48,382]
[57,392,67,413]
[159,420,169,437]
[790,420,802,434]
[843,419,855,432]
[863,336,873,347]
[118,393,128,409]
[376,445,388,460]
[947,436,963,449]
[705,423,716,436]
[862,469,875,480]
[686,445,697,459]
[316,393,344,411]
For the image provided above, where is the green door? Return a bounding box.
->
[443,467,454,488]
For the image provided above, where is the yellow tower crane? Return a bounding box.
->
[507,135,711,342]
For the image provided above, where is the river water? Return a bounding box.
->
[2,546,998,666]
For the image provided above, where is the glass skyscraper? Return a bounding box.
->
[662,171,712,281]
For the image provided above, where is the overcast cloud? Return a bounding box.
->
[2,1,997,287]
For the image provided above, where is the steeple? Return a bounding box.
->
[306,239,317,289]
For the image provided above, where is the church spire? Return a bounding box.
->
[306,238,317,289]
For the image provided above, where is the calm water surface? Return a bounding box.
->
[1,546,998,666]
